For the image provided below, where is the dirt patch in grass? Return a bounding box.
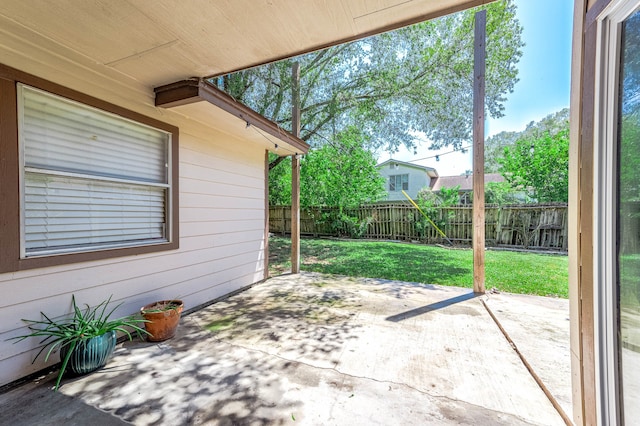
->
[304,256,333,265]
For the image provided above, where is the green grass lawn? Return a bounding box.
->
[269,237,569,298]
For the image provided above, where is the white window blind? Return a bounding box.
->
[18,84,171,257]
[389,174,408,192]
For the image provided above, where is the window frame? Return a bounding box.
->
[593,1,640,423]
[0,64,179,273]
[389,174,409,192]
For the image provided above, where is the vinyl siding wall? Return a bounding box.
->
[377,164,431,200]
[0,17,268,386]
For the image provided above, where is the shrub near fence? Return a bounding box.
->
[269,203,568,251]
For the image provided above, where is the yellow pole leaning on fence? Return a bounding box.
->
[401,190,452,245]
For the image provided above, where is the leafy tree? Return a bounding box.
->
[620,109,640,204]
[485,108,569,173]
[619,11,640,202]
[621,12,640,117]
[416,188,440,205]
[268,154,292,206]
[619,114,640,258]
[485,130,520,173]
[214,0,523,154]
[439,186,463,206]
[300,127,386,207]
[499,129,569,202]
[269,127,386,207]
[417,186,461,206]
[485,181,528,205]
[414,186,461,240]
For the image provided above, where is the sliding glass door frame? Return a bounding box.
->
[594,1,640,424]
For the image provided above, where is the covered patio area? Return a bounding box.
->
[0,273,570,425]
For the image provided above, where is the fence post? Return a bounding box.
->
[281,206,286,235]
[270,203,567,250]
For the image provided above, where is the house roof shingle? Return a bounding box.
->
[376,159,439,177]
[430,173,505,191]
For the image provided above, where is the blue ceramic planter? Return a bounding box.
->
[60,330,117,375]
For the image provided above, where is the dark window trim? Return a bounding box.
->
[0,63,179,273]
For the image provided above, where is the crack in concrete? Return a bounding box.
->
[481,297,572,426]
[214,336,540,426]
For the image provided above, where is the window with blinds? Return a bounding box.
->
[389,174,409,192]
[18,84,171,257]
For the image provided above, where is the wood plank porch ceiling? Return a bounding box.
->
[0,0,493,152]
[0,0,494,88]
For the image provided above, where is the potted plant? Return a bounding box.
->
[11,295,149,390]
[140,300,184,342]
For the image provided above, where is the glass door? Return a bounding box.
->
[616,6,640,424]
[597,1,640,424]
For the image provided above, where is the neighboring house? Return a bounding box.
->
[430,173,506,204]
[376,159,438,201]
[0,1,634,424]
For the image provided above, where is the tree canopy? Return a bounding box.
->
[213,0,523,154]
[499,128,569,203]
[620,115,640,203]
[269,127,386,207]
[484,108,570,173]
[619,12,640,202]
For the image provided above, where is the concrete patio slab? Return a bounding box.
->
[483,292,572,418]
[0,273,570,425]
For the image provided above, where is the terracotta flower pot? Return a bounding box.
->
[140,300,184,342]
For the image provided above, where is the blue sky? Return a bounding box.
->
[379,0,574,175]
[487,0,573,136]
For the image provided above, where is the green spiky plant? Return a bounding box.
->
[11,295,149,390]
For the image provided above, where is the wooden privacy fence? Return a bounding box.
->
[269,203,568,251]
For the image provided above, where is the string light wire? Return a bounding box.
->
[407,144,472,163]
[249,123,301,157]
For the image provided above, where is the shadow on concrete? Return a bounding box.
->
[386,292,479,322]
[193,274,363,364]
[0,372,128,426]
[57,274,363,425]
[3,273,568,425]
[59,320,306,425]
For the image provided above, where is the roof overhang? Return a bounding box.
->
[377,159,439,177]
[155,78,309,155]
[0,1,492,155]
[0,1,494,88]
